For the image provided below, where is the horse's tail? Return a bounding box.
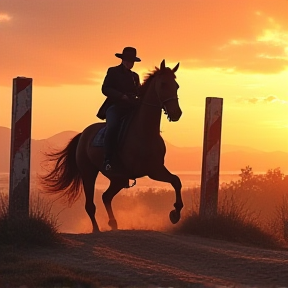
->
[41,133,83,204]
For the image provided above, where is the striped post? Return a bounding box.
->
[199,97,223,218]
[9,77,33,219]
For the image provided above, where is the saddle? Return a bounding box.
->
[92,113,137,186]
[92,113,133,148]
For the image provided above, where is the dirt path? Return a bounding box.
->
[27,230,288,287]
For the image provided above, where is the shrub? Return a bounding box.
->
[0,193,61,247]
[171,167,287,249]
[269,193,288,243]
[172,191,280,249]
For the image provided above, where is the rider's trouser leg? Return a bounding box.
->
[104,105,123,161]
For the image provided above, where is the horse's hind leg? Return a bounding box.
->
[148,166,183,224]
[82,172,100,233]
[102,178,128,230]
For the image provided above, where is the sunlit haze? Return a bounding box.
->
[1,0,287,153]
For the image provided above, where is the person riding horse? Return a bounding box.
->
[43,59,183,232]
[97,47,141,172]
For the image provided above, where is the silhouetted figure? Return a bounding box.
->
[97,47,141,172]
[42,59,183,232]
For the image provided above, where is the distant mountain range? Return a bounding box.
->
[1,126,287,174]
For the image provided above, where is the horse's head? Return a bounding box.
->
[155,60,182,122]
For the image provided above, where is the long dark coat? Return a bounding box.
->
[96,64,140,120]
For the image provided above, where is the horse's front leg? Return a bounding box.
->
[148,166,183,224]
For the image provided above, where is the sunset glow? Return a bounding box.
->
[1,0,287,153]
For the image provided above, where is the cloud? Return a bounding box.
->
[0,0,288,86]
[0,13,12,22]
[0,12,12,23]
[264,95,278,103]
[242,95,288,104]
[175,2,288,74]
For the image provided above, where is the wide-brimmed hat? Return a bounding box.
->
[115,47,141,62]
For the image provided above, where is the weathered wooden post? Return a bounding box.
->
[9,77,33,219]
[199,97,223,218]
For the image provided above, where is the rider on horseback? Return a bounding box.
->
[96,47,141,172]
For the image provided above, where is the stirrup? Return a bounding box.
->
[103,160,112,171]
[105,163,112,171]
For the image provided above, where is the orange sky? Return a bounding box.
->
[0,0,287,152]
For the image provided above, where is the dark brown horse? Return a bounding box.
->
[42,60,183,232]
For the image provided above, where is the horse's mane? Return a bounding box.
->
[139,66,176,98]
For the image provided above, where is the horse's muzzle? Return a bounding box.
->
[169,109,182,122]
[163,97,182,122]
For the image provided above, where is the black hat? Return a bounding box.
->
[115,47,141,62]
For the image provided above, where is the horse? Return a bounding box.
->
[42,59,184,232]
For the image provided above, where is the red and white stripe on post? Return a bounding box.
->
[9,77,33,218]
[199,97,223,218]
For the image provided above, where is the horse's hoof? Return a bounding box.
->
[108,219,118,230]
[92,224,100,233]
[169,209,181,224]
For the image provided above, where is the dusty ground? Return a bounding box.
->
[23,230,288,288]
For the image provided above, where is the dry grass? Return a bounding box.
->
[171,167,288,250]
[172,210,281,249]
[268,194,288,242]
[0,194,100,287]
[0,193,62,247]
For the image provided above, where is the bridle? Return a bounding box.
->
[142,96,178,108]
[141,74,179,121]
[142,96,179,122]
[141,75,179,119]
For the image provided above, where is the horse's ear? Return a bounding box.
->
[172,62,180,73]
[160,59,166,70]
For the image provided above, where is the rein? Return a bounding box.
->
[141,97,178,121]
[142,97,178,108]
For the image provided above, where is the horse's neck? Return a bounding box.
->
[131,85,162,138]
